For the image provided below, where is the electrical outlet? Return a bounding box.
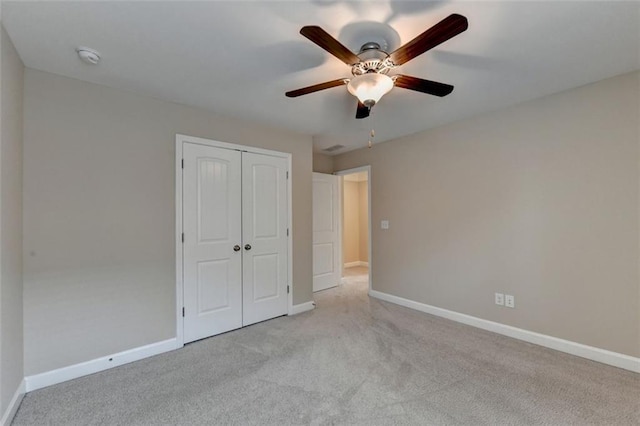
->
[495,293,504,306]
[505,294,515,308]
[381,220,389,230]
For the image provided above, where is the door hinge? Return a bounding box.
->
[181,233,184,243]
[287,285,290,294]
[181,159,184,169]
[287,228,289,237]
[286,171,289,179]
[182,307,185,317]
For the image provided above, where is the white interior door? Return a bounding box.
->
[242,152,289,326]
[312,172,341,292]
[183,143,242,343]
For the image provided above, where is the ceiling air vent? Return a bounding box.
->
[323,144,345,153]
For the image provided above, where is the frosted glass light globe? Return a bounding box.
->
[347,73,393,105]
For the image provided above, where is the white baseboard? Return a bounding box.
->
[25,338,179,392]
[1,379,25,426]
[291,301,315,315]
[369,290,640,373]
[344,261,369,268]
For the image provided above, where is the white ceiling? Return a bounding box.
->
[3,1,639,154]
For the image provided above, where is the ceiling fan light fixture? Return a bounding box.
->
[287,14,468,118]
[347,73,393,106]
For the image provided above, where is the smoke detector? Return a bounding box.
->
[76,47,101,65]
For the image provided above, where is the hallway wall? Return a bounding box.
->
[343,178,369,265]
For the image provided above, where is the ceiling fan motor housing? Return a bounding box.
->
[351,42,395,76]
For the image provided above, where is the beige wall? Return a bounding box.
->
[313,152,333,174]
[0,25,24,414]
[334,71,640,357]
[343,180,360,264]
[342,179,369,265]
[358,181,368,263]
[23,69,313,375]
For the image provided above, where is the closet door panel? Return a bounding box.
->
[242,152,289,326]
[183,143,242,343]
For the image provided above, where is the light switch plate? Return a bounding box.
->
[381,220,389,230]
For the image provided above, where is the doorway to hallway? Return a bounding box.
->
[336,166,371,294]
[311,166,372,294]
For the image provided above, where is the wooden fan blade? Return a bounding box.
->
[300,26,360,65]
[394,75,454,97]
[390,14,468,66]
[356,101,370,119]
[285,78,347,98]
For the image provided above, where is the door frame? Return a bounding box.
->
[175,134,293,347]
[334,165,372,294]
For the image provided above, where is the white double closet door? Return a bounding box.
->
[182,142,288,343]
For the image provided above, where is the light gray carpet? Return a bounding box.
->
[13,267,640,425]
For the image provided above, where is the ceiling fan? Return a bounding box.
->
[285,14,468,119]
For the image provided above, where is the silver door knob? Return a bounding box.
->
[233,245,241,252]
[244,244,252,251]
